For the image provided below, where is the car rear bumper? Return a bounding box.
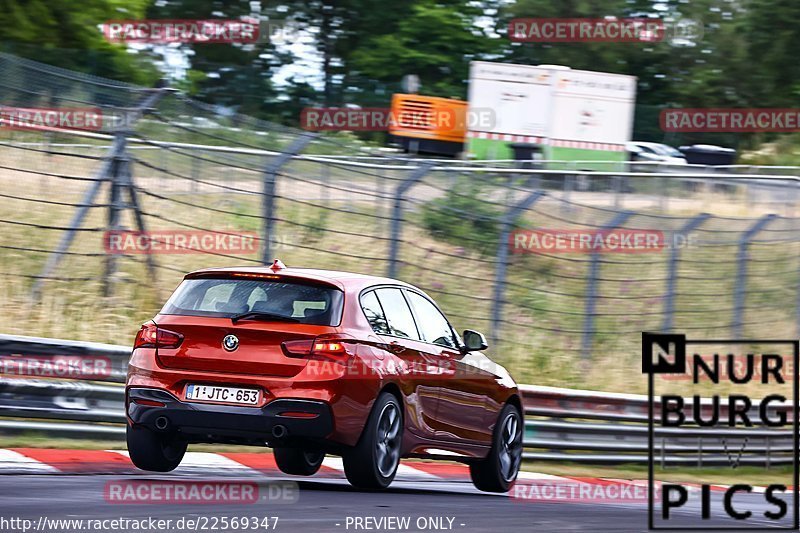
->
[127,387,334,442]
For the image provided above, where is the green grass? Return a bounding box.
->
[740,135,800,166]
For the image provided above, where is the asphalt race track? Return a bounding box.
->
[0,470,791,532]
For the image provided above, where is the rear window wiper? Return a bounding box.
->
[230,311,300,324]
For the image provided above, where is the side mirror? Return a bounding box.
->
[462,329,488,352]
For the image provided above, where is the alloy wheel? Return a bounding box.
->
[375,402,401,477]
[498,411,522,482]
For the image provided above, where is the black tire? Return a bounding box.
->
[470,403,522,493]
[273,447,325,476]
[126,424,187,472]
[343,392,403,489]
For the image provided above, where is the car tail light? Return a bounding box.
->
[281,334,356,364]
[277,411,319,419]
[132,398,166,408]
[281,339,314,357]
[134,323,183,349]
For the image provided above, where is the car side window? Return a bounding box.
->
[360,290,390,335]
[404,291,458,349]
[374,288,420,340]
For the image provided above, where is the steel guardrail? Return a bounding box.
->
[0,334,792,466]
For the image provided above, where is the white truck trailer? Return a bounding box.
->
[466,61,637,163]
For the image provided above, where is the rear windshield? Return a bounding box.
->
[160,277,344,326]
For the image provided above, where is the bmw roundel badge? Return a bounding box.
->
[222,334,239,352]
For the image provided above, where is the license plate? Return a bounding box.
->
[185,384,260,405]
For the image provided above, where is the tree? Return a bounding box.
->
[494,0,764,145]
[0,0,159,84]
[348,0,501,100]
[275,0,418,106]
[743,0,800,107]
[145,0,281,117]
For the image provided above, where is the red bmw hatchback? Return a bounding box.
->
[126,261,523,492]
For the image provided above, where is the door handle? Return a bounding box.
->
[438,351,461,375]
[387,341,406,354]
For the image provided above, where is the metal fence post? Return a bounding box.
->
[191,149,199,193]
[659,176,669,213]
[120,156,157,286]
[490,190,546,346]
[31,139,122,300]
[321,159,330,209]
[562,172,573,216]
[102,144,126,297]
[662,213,711,331]
[375,165,385,235]
[795,179,800,219]
[387,162,434,279]
[159,142,167,189]
[698,437,703,468]
[613,175,623,209]
[766,436,771,469]
[733,214,777,337]
[581,211,633,360]
[260,134,317,265]
[31,87,168,301]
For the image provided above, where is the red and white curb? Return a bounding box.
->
[0,449,478,480]
[0,449,781,495]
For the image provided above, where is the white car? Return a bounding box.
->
[626,142,688,165]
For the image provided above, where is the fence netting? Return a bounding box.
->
[2,52,800,391]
